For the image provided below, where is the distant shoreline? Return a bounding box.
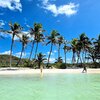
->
[0,68,100,75]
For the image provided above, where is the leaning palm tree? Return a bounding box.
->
[0,22,22,67]
[28,23,45,61]
[16,34,29,66]
[36,52,46,77]
[9,23,22,67]
[46,30,60,68]
[9,22,23,67]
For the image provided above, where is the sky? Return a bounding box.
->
[0,0,100,63]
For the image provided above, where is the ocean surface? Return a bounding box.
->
[0,73,100,100]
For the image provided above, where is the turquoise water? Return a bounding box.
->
[0,74,100,100]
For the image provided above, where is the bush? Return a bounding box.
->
[54,62,66,69]
[60,63,66,69]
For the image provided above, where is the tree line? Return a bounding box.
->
[0,22,100,69]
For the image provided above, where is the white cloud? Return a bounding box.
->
[49,58,56,63]
[0,32,11,38]
[14,52,29,58]
[14,35,20,40]
[0,20,5,27]
[14,31,30,40]
[0,50,29,58]
[0,0,22,12]
[24,18,31,28]
[41,0,79,16]
[45,57,55,63]
[66,58,72,63]
[47,52,53,55]
[0,50,10,55]
[0,33,20,40]
[14,52,25,58]
[54,50,57,53]
[42,0,49,5]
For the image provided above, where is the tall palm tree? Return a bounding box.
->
[28,23,45,61]
[36,52,46,77]
[16,34,29,66]
[63,42,71,67]
[9,22,22,67]
[92,34,100,62]
[0,22,22,67]
[79,33,91,63]
[34,32,45,59]
[77,33,91,72]
[88,46,96,63]
[71,38,78,64]
[46,30,60,68]
[76,40,82,64]
[57,36,64,61]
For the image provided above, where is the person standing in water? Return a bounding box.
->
[82,64,87,73]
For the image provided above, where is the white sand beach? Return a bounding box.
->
[0,68,100,75]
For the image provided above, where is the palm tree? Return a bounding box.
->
[95,34,100,59]
[28,23,45,61]
[78,33,91,63]
[46,30,60,68]
[91,34,100,62]
[57,36,64,61]
[9,22,22,67]
[88,46,96,63]
[77,33,91,72]
[34,32,45,60]
[16,34,29,66]
[36,52,46,77]
[0,22,22,67]
[76,40,82,64]
[55,57,63,63]
[71,38,78,64]
[63,42,71,67]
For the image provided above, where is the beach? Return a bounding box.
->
[0,68,100,75]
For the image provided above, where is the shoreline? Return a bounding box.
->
[0,68,100,75]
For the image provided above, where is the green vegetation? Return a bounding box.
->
[0,22,100,69]
[0,55,25,67]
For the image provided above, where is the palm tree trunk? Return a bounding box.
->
[10,34,14,67]
[46,43,53,68]
[77,51,82,64]
[77,54,82,65]
[82,51,85,63]
[58,45,60,60]
[28,41,35,61]
[64,50,67,67]
[16,46,24,66]
[72,52,76,64]
[34,42,38,59]
[84,50,87,63]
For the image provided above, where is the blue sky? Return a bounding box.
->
[0,0,100,63]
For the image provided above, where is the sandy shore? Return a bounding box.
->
[0,68,100,75]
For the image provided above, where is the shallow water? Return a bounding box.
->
[0,74,100,100]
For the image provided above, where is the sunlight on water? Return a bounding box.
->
[0,74,100,100]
